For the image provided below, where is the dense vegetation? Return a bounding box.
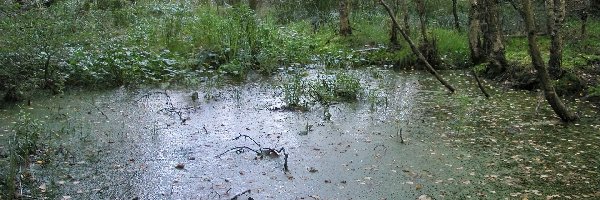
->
[1,0,598,102]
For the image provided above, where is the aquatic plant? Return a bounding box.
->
[2,110,43,199]
[282,73,307,109]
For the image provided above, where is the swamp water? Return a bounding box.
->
[0,69,598,199]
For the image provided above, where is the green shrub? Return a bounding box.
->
[282,74,307,108]
[309,72,361,104]
[588,85,600,97]
[333,72,361,100]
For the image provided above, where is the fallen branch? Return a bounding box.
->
[379,0,455,93]
[472,69,491,98]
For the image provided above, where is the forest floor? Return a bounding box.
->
[0,69,598,199]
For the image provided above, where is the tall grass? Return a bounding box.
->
[431,28,469,68]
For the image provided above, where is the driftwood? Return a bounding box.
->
[379,0,456,93]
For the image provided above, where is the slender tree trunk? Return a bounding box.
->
[389,0,400,49]
[581,11,588,37]
[468,0,483,64]
[414,0,428,43]
[402,0,410,35]
[452,0,460,31]
[482,0,508,75]
[379,0,456,93]
[522,0,578,122]
[339,0,352,36]
[249,0,259,11]
[546,0,566,79]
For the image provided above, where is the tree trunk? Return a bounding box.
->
[546,0,566,79]
[482,0,508,75]
[249,0,259,11]
[389,0,400,49]
[390,22,400,48]
[379,0,456,93]
[402,0,410,35]
[468,0,484,64]
[581,11,588,37]
[414,0,428,43]
[339,0,352,36]
[452,0,460,31]
[522,0,578,122]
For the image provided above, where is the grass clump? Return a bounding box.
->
[2,110,44,199]
[280,71,362,110]
[309,72,361,105]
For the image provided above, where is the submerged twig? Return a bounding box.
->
[398,128,405,144]
[472,69,491,98]
[217,134,289,172]
[216,146,261,158]
[230,189,251,200]
[233,134,262,148]
[91,103,109,120]
[373,144,388,156]
[135,91,170,102]
[284,153,289,172]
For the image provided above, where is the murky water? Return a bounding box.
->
[1,69,598,199]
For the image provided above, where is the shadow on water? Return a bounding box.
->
[0,69,598,199]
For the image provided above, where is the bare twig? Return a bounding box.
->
[207,190,221,199]
[398,128,405,144]
[217,134,289,172]
[373,144,388,156]
[135,91,170,102]
[230,189,251,200]
[284,153,289,172]
[233,134,262,148]
[216,146,261,158]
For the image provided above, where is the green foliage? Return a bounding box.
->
[281,71,361,108]
[554,72,585,96]
[13,111,43,160]
[589,85,600,97]
[431,28,469,68]
[1,110,44,198]
[282,73,307,108]
[332,72,361,100]
[64,44,183,86]
[309,72,361,105]
[187,5,315,76]
[345,12,389,47]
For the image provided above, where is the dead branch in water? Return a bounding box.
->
[472,69,491,98]
[217,134,289,172]
[230,189,251,200]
